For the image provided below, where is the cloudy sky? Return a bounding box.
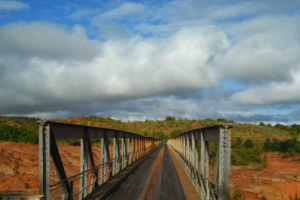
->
[0,0,300,124]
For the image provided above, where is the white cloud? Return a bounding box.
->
[0,0,28,10]
[0,23,229,109]
[219,15,300,83]
[231,69,300,105]
[1,0,300,123]
[0,22,101,60]
[101,3,145,19]
[91,2,147,26]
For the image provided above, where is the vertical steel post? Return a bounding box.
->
[138,136,140,159]
[122,136,127,169]
[132,135,136,162]
[39,122,50,200]
[145,139,147,155]
[191,132,195,188]
[201,131,209,199]
[100,131,108,185]
[128,135,132,165]
[213,145,220,184]
[186,134,190,178]
[80,135,88,199]
[113,131,120,176]
[219,126,231,200]
[195,139,199,194]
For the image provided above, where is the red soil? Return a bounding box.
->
[191,122,199,127]
[0,142,113,195]
[230,152,300,199]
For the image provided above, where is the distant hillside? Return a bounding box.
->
[57,116,296,141]
[0,116,39,127]
[0,116,298,144]
[0,116,39,143]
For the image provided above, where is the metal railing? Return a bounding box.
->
[168,125,232,200]
[38,121,160,200]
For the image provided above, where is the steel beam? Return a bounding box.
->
[113,131,120,176]
[38,121,159,200]
[49,130,70,199]
[122,137,127,169]
[39,122,50,200]
[80,132,88,199]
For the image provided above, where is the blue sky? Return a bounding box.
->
[1,0,300,124]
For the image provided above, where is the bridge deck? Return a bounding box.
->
[84,144,185,200]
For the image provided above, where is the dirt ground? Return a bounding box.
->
[230,152,300,200]
[1,142,300,199]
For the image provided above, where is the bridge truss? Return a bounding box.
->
[168,125,232,200]
[38,121,160,200]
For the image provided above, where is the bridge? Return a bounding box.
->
[38,121,232,200]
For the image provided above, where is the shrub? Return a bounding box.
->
[231,142,263,166]
[235,137,243,147]
[263,138,299,153]
[244,139,254,149]
[0,124,38,144]
[231,188,246,200]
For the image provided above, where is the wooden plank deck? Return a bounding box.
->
[106,145,163,200]
[153,144,184,200]
[84,146,161,200]
[84,144,188,200]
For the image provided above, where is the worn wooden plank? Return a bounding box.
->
[107,145,163,200]
[84,146,159,200]
[168,145,200,200]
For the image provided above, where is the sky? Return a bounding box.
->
[0,0,300,124]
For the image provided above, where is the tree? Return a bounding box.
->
[244,139,254,149]
[235,137,243,147]
[165,116,175,122]
[259,122,265,126]
[217,118,227,123]
[267,123,272,127]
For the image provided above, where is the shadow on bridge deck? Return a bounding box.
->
[84,144,185,200]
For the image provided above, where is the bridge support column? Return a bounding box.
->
[218,126,231,200]
[132,135,136,162]
[128,135,132,165]
[200,131,210,200]
[113,131,120,176]
[121,136,127,170]
[39,122,51,200]
[100,130,111,185]
[80,132,89,199]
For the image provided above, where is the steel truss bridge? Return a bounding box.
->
[38,121,232,200]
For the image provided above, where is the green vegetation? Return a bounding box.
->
[263,138,300,155]
[244,139,254,149]
[231,138,267,168]
[1,116,300,150]
[0,124,38,144]
[230,188,246,200]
